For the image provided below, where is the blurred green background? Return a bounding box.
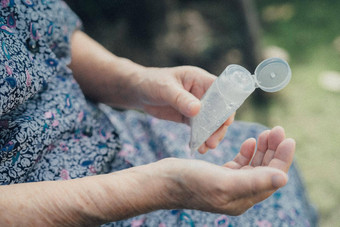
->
[66,0,340,226]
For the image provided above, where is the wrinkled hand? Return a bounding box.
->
[157,126,294,215]
[136,66,235,153]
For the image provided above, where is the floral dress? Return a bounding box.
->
[0,1,317,226]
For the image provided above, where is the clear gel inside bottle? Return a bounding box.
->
[190,58,291,152]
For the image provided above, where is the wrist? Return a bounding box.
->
[149,158,191,209]
[83,161,180,222]
[105,56,147,110]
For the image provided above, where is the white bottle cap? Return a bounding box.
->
[254,58,291,92]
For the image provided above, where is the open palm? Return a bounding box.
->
[169,126,295,215]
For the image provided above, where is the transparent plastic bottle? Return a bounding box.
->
[190,58,291,152]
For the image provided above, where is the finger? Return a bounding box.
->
[179,66,216,97]
[204,113,235,149]
[251,130,270,167]
[223,167,288,216]
[268,138,296,173]
[228,167,288,199]
[198,143,209,154]
[242,167,291,205]
[224,138,256,169]
[262,126,285,166]
[173,66,216,117]
[164,85,201,118]
[205,124,229,149]
[198,124,229,154]
[238,186,279,210]
[224,112,236,126]
[268,126,286,150]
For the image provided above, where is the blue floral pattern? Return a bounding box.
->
[0,0,120,184]
[0,1,317,226]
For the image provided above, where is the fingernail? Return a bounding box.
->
[287,138,296,146]
[198,145,208,154]
[271,174,286,188]
[273,125,285,133]
[188,101,199,113]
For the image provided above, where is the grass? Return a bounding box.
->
[237,1,340,226]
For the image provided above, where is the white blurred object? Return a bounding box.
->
[319,71,340,92]
[263,46,290,62]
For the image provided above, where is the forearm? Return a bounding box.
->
[0,163,173,226]
[69,30,145,109]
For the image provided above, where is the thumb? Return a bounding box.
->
[230,167,288,199]
[168,87,201,117]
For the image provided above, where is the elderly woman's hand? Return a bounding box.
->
[70,31,231,153]
[157,126,294,215]
[136,66,235,153]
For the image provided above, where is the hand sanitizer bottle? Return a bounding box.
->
[190,58,291,152]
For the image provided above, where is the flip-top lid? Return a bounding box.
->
[254,58,291,92]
